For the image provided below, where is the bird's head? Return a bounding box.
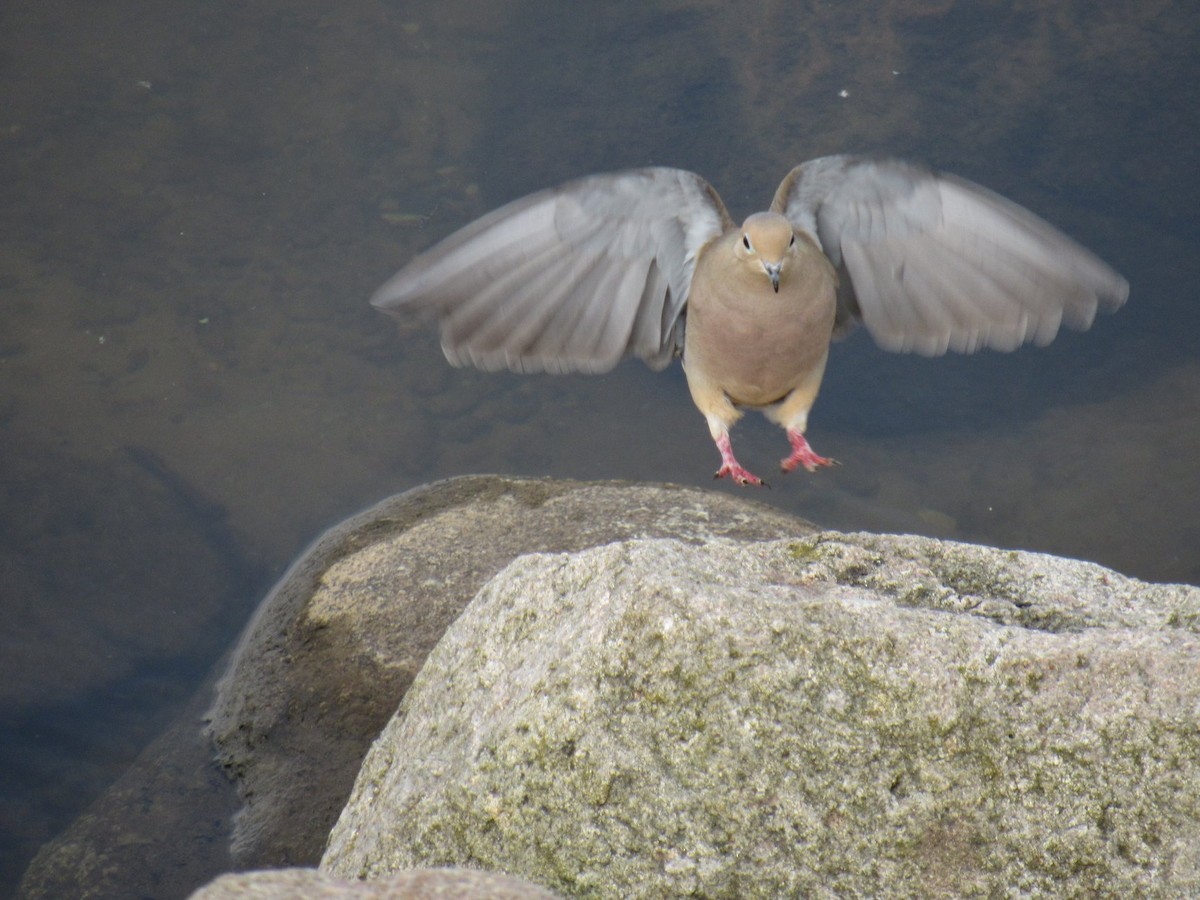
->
[735,212,796,293]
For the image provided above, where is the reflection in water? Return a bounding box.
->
[1,0,1197,894]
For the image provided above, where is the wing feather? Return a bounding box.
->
[371,168,730,373]
[773,155,1128,356]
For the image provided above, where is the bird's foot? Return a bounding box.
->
[714,433,768,487]
[781,430,839,473]
[714,461,768,487]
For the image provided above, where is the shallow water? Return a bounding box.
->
[1,0,1197,894]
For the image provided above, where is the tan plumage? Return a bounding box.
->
[371,156,1129,485]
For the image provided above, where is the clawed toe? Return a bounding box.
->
[782,430,837,473]
[714,464,768,487]
[781,454,839,473]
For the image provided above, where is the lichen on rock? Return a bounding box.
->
[322,534,1200,897]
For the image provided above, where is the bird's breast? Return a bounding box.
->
[685,248,837,407]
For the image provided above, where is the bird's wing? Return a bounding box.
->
[371,168,732,373]
[771,155,1129,355]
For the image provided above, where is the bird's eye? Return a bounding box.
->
[742,234,752,250]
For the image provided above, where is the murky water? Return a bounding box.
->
[1,0,1197,894]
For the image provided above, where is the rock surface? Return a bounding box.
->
[206,475,815,869]
[322,533,1200,897]
[24,475,1200,898]
[15,687,239,900]
[189,867,562,899]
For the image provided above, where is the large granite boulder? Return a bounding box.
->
[19,476,811,900]
[321,533,1200,897]
[206,476,814,870]
[24,475,1200,898]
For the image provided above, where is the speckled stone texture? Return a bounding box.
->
[188,867,563,899]
[205,475,815,869]
[322,533,1200,897]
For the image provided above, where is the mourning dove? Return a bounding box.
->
[372,156,1128,486]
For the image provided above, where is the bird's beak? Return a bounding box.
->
[763,262,781,293]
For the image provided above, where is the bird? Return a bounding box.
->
[370,155,1129,486]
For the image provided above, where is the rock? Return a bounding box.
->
[322,533,1200,897]
[206,475,815,869]
[15,686,239,900]
[188,867,562,899]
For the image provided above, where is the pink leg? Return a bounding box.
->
[781,429,838,473]
[713,433,766,487]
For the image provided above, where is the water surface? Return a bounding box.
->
[1,0,1197,894]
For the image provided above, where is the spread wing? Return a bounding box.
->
[771,155,1129,355]
[371,168,732,373]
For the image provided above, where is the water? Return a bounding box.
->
[1,0,1197,895]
